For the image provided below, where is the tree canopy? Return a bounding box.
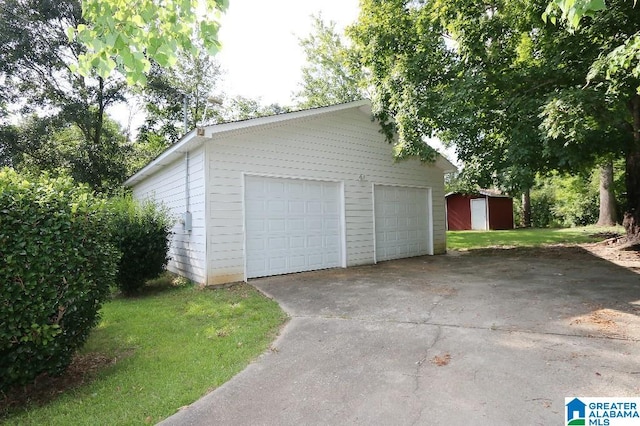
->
[72,0,228,85]
[0,0,130,191]
[350,0,640,237]
[294,15,365,109]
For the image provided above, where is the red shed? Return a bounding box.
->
[446,190,514,230]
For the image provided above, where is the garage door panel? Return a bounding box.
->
[288,182,304,197]
[324,201,340,214]
[287,219,305,232]
[268,219,286,232]
[289,200,305,213]
[375,185,431,262]
[245,176,343,279]
[289,255,306,268]
[325,218,340,230]
[246,219,266,233]
[268,199,285,212]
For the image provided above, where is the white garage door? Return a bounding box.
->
[374,185,431,262]
[244,176,343,279]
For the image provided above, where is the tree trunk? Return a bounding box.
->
[521,189,531,228]
[596,161,617,226]
[623,95,640,240]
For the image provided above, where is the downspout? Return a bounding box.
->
[185,151,190,214]
[183,94,192,232]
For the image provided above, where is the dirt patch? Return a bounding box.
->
[582,242,640,267]
[1,352,118,416]
[569,308,627,338]
[431,353,452,366]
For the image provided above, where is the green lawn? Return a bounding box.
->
[447,225,624,250]
[3,278,287,425]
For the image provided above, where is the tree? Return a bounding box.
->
[350,0,637,233]
[5,115,129,191]
[540,0,640,237]
[597,161,618,226]
[0,0,130,191]
[220,96,290,122]
[72,0,228,85]
[348,0,453,162]
[294,15,365,109]
[138,49,224,148]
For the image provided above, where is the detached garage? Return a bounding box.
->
[125,100,456,285]
[446,190,514,231]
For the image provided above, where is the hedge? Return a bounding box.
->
[0,169,117,390]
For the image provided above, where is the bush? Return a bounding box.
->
[0,169,117,391]
[109,195,172,295]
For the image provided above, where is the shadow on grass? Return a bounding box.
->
[113,271,194,299]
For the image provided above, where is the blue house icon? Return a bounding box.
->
[567,398,586,421]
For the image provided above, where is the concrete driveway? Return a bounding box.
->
[160,247,640,425]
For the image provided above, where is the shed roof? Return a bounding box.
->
[124,100,457,187]
[445,189,512,198]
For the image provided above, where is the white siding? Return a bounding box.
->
[131,145,207,284]
[205,107,447,284]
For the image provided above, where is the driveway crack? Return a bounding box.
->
[288,314,640,342]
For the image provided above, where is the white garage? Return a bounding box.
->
[125,100,456,285]
[374,185,432,262]
[244,175,344,278]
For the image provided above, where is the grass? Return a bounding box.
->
[446,225,624,250]
[2,275,287,425]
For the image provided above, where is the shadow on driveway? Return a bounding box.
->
[160,247,640,425]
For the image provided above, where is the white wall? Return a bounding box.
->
[204,106,446,284]
[131,145,207,284]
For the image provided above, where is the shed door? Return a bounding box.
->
[374,185,431,262]
[471,198,488,230]
[244,176,343,279]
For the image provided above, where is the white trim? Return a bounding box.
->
[427,188,434,255]
[243,171,344,185]
[485,194,490,230]
[371,181,378,264]
[339,181,347,268]
[242,172,248,282]
[203,145,210,285]
[202,100,370,139]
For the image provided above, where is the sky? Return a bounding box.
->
[216,0,360,105]
[109,0,360,132]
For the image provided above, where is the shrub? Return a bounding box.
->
[109,195,172,295]
[0,169,117,391]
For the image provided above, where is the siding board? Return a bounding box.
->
[132,146,207,284]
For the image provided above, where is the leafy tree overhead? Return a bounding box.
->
[348,0,454,162]
[294,15,366,109]
[72,0,228,85]
[350,0,639,235]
